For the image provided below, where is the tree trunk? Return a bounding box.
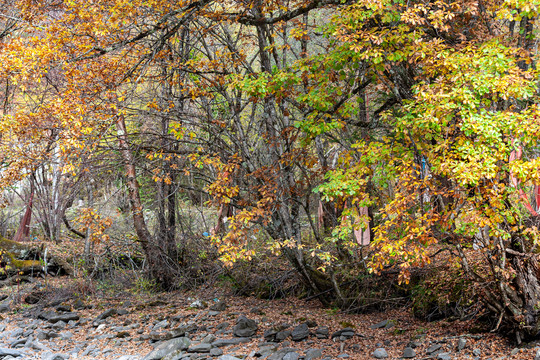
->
[486,249,540,343]
[116,115,177,289]
[13,177,34,242]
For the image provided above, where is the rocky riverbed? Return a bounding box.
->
[0,281,536,360]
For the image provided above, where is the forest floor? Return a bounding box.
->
[0,276,535,360]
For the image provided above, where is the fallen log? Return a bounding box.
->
[0,236,72,279]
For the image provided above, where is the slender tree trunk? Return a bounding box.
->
[84,182,93,263]
[50,134,62,243]
[13,176,34,242]
[116,115,177,288]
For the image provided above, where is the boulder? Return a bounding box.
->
[233,315,258,337]
[291,323,309,341]
[142,337,191,360]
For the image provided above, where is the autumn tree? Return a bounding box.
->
[0,0,350,291]
[296,0,540,341]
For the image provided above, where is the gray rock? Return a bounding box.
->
[44,331,59,340]
[41,353,68,360]
[168,324,197,339]
[331,328,355,340]
[201,333,216,344]
[47,312,79,323]
[437,353,451,360]
[268,348,299,360]
[161,350,184,360]
[59,331,72,340]
[315,327,329,339]
[117,309,129,316]
[117,356,140,360]
[187,343,211,353]
[426,344,442,354]
[257,344,278,358]
[210,300,227,312]
[153,320,169,331]
[457,338,467,351]
[305,348,322,360]
[36,331,48,341]
[216,322,229,330]
[10,339,25,348]
[73,299,85,310]
[68,346,81,356]
[150,332,169,341]
[0,300,11,312]
[81,344,98,357]
[283,352,299,360]
[370,320,392,329]
[10,328,24,338]
[535,348,540,360]
[211,338,251,347]
[291,323,309,341]
[472,348,481,356]
[55,304,71,312]
[264,329,278,341]
[233,316,258,337]
[51,321,66,331]
[218,356,242,360]
[210,348,223,356]
[372,348,388,359]
[0,348,23,357]
[142,337,191,360]
[403,347,416,358]
[97,308,117,320]
[276,330,291,342]
[29,340,51,352]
